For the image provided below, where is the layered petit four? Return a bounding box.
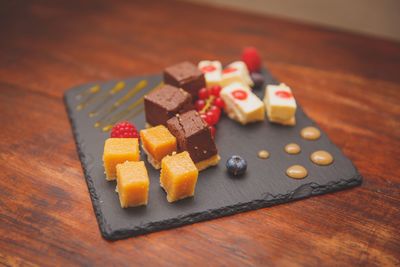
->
[167,110,220,171]
[220,82,265,125]
[164,61,206,99]
[116,161,149,208]
[160,151,198,202]
[103,138,140,180]
[264,83,297,126]
[198,60,222,86]
[221,61,253,87]
[140,125,177,169]
[144,84,193,127]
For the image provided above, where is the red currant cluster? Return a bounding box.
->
[195,85,225,138]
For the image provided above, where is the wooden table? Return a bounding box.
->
[1,0,399,266]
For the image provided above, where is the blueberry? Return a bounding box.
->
[226,155,247,177]
[250,72,265,89]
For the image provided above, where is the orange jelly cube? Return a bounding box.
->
[140,125,177,169]
[116,161,149,208]
[103,138,140,180]
[160,151,199,202]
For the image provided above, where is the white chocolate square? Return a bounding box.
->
[220,82,265,125]
[221,61,254,87]
[198,60,222,86]
[264,83,297,123]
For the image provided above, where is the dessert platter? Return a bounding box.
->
[64,48,362,240]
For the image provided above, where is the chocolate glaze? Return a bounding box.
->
[144,84,193,126]
[163,61,206,99]
[167,110,218,163]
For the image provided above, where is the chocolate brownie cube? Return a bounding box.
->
[166,110,218,164]
[163,61,206,99]
[144,84,193,126]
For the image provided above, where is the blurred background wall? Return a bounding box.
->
[185,0,400,41]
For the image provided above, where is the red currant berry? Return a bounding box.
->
[213,97,225,109]
[195,99,206,111]
[210,85,222,97]
[206,111,217,126]
[200,113,208,123]
[206,111,219,126]
[209,105,221,121]
[231,89,248,100]
[209,126,216,139]
[198,87,209,100]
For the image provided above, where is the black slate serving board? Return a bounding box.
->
[64,68,362,240]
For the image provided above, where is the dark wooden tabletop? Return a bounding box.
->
[1,0,399,266]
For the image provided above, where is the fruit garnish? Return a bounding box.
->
[200,65,216,73]
[231,89,248,100]
[203,111,214,126]
[226,155,247,177]
[241,46,261,73]
[196,86,225,134]
[210,85,222,97]
[110,121,139,138]
[198,87,209,100]
[222,67,237,74]
[275,90,293,99]
[200,113,208,123]
[195,99,206,111]
[213,97,225,109]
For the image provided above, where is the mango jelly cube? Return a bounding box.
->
[140,125,177,166]
[160,151,199,202]
[103,138,139,180]
[116,161,149,208]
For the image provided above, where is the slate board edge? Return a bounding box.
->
[63,94,112,239]
[105,175,362,240]
[63,70,363,241]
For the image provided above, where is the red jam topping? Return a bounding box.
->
[222,67,237,74]
[275,90,293,99]
[201,65,216,73]
[231,89,248,100]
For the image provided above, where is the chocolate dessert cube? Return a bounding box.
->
[167,110,220,171]
[163,61,206,99]
[144,84,193,126]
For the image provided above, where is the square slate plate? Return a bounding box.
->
[64,68,362,240]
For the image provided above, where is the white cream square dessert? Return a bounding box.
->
[221,61,254,87]
[220,82,265,125]
[264,83,297,125]
[198,60,222,86]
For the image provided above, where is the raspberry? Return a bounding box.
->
[241,47,261,73]
[110,121,139,138]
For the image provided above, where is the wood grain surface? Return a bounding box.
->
[0,0,399,266]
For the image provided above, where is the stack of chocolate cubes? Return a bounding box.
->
[144,61,220,171]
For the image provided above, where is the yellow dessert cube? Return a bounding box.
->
[116,161,149,208]
[140,125,177,169]
[264,83,297,125]
[160,151,199,202]
[103,138,140,180]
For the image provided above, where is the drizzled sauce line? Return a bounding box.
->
[76,81,126,111]
[90,80,147,118]
[75,85,100,100]
[99,82,163,132]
